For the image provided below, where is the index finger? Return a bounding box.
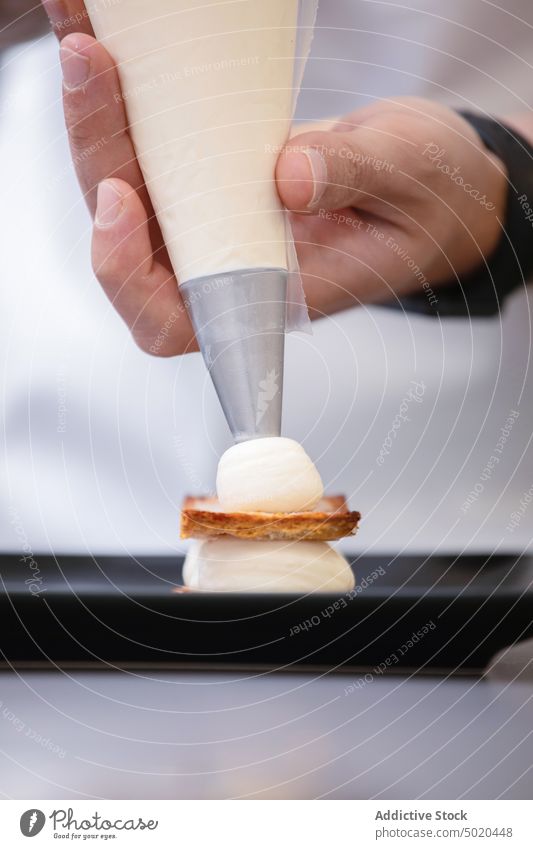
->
[42,0,94,39]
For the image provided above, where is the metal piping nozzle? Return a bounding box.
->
[181,267,287,442]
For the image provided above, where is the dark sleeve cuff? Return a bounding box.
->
[390,111,533,318]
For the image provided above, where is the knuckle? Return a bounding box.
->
[67,119,100,153]
[132,327,178,357]
[92,248,121,288]
[132,332,160,356]
[63,94,102,152]
[338,139,368,191]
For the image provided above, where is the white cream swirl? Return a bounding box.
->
[182,538,354,593]
[216,437,324,513]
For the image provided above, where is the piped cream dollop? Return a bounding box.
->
[216,437,324,513]
[182,538,354,593]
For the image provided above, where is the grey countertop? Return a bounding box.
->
[1,670,532,800]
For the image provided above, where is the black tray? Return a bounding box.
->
[1,552,532,671]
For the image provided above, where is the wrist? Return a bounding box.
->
[395,112,533,317]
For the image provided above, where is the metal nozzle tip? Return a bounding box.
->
[181,268,287,442]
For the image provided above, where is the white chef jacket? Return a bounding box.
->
[1,0,532,556]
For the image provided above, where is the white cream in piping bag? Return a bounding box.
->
[216,437,324,513]
[88,0,299,283]
[183,538,354,593]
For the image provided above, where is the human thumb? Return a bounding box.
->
[276,129,391,213]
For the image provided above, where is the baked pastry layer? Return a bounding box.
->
[180,495,360,541]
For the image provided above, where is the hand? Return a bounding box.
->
[43,0,196,355]
[44,2,507,353]
[277,98,507,317]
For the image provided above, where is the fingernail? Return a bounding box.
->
[302,147,328,207]
[95,181,124,228]
[59,44,90,91]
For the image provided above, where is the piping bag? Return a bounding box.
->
[88,0,318,442]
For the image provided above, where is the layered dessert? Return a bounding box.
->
[180,438,360,593]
